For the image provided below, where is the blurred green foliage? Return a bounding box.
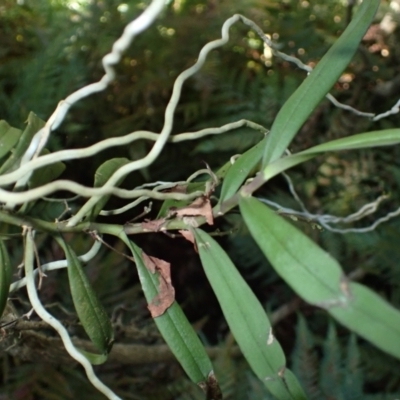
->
[2,0,400,398]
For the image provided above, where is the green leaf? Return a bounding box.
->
[0,120,22,160]
[240,196,400,360]
[193,228,308,400]
[17,148,66,215]
[240,196,343,304]
[57,236,114,358]
[89,157,130,220]
[262,0,379,166]
[217,136,268,207]
[263,129,400,181]
[329,282,400,359]
[23,199,66,221]
[304,128,400,151]
[78,349,108,366]
[121,234,215,389]
[0,240,12,318]
[28,148,66,188]
[0,112,45,175]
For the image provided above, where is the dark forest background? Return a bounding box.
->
[1,0,400,398]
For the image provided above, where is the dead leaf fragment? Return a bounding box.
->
[141,218,166,232]
[174,196,214,225]
[179,229,198,252]
[142,252,175,317]
[204,370,222,400]
[340,274,353,301]
[267,327,274,345]
[162,184,187,193]
[179,229,195,244]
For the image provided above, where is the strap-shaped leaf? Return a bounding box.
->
[0,240,12,317]
[262,0,379,166]
[0,112,45,175]
[89,157,130,220]
[57,237,114,358]
[240,197,343,303]
[121,234,215,390]
[217,136,268,207]
[263,128,400,181]
[193,228,308,400]
[329,282,400,359]
[0,120,22,160]
[240,196,400,359]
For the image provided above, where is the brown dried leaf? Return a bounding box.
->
[198,371,222,400]
[174,196,214,225]
[141,218,166,232]
[162,184,187,193]
[179,229,198,252]
[206,371,222,400]
[179,229,195,244]
[142,253,175,317]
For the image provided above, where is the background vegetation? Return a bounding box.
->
[1,0,400,398]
